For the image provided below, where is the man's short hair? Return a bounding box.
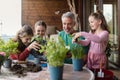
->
[61,12,75,22]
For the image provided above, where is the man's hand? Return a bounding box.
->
[66,51,72,58]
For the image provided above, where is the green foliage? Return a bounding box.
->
[31,35,46,45]
[0,38,19,58]
[105,40,118,57]
[0,54,5,66]
[71,44,84,59]
[105,41,112,57]
[0,38,5,45]
[39,36,69,67]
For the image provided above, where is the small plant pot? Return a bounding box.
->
[72,58,83,71]
[3,59,12,68]
[49,65,64,80]
[34,57,40,65]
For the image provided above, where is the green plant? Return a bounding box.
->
[31,35,46,58]
[0,54,5,66]
[0,39,19,59]
[31,35,46,45]
[0,38,5,45]
[39,36,69,67]
[105,40,118,57]
[0,38,5,66]
[71,44,84,59]
[105,41,112,57]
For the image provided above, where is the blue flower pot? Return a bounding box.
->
[72,58,83,71]
[34,57,40,64]
[3,59,12,68]
[49,65,64,80]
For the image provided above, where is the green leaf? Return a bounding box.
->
[0,38,19,59]
[39,36,69,67]
[71,44,84,59]
[31,35,46,45]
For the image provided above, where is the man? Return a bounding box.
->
[58,12,89,64]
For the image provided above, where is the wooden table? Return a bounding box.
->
[0,64,94,80]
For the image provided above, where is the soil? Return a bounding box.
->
[10,62,42,77]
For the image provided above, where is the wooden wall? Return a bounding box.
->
[22,0,69,33]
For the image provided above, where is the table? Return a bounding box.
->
[0,64,94,80]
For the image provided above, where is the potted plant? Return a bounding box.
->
[0,38,19,68]
[30,35,47,64]
[39,36,69,80]
[0,38,5,72]
[71,44,84,71]
[105,40,119,69]
[0,53,5,73]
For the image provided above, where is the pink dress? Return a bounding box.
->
[79,31,109,69]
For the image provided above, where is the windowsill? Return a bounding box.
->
[0,35,14,42]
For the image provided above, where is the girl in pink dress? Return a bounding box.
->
[72,11,109,69]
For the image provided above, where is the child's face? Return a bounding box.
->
[88,16,101,30]
[20,36,32,46]
[35,26,46,37]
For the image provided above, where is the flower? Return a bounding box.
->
[0,52,6,56]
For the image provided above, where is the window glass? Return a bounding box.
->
[104,4,118,53]
[0,0,21,41]
[93,3,118,48]
[103,4,118,45]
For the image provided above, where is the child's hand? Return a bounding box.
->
[72,32,81,43]
[27,41,40,51]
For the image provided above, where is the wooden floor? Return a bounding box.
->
[108,63,120,80]
[111,69,120,80]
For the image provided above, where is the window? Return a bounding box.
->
[93,2,118,45]
[103,4,118,45]
[0,0,21,41]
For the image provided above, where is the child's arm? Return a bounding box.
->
[18,48,30,61]
[19,41,40,61]
[80,31,109,43]
[77,39,90,46]
[72,32,90,46]
[9,49,29,61]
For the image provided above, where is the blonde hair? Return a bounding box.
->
[35,20,47,29]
